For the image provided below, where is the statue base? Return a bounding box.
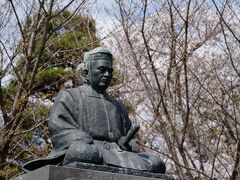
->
[12,164,174,180]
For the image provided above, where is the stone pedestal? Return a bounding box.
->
[12,165,174,180]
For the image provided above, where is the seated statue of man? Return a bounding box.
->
[22,47,165,173]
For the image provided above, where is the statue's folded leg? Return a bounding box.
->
[62,142,103,165]
[61,140,165,174]
[137,153,166,173]
[93,141,165,173]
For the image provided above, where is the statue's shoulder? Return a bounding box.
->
[56,87,84,102]
[60,85,87,95]
[58,87,77,96]
[107,94,126,111]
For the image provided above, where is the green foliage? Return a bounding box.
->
[19,110,35,130]
[22,10,99,93]
[0,166,21,180]
[19,105,52,131]
[56,31,88,48]
[1,80,19,109]
[0,8,101,179]
[36,67,73,86]
[2,80,18,96]
[56,11,96,34]
[111,69,123,86]
[35,106,52,119]
[123,100,136,115]
[18,9,99,73]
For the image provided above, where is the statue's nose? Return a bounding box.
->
[104,70,111,77]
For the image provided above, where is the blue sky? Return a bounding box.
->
[90,0,158,39]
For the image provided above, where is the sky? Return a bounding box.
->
[89,0,117,39]
[0,0,116,86]
[0,0,159,86]
[89,0,158,41]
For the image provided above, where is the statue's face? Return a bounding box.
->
[87,59,113,92]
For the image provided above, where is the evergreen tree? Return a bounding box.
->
[0,8,99,178]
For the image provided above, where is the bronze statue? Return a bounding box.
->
[23,47,165,174]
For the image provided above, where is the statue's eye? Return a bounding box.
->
[98,67,106,72]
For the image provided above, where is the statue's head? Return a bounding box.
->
[83,47,113,92]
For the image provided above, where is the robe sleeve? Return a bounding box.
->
[118,100,141,152]
[121,103,132,136]
[48,89,92,156]
[112,98,132,136]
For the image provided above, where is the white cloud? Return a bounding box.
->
[88,0,117,39]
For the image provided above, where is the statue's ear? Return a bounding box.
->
[83,69,88,76]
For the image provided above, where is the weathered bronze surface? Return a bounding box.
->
[22,47,166,174]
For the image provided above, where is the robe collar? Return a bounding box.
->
[80,84,112,101]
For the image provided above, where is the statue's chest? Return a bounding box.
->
[79,96,123,141]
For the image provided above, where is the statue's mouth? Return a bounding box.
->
[100,79,110,83]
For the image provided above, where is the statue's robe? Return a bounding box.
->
[23,84,165,173]
[49,83,131,156]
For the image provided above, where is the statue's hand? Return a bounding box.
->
[79,135,93,144]
[63,142,103,165]
[118,136,130,151]
[74,131,94,144]
[129,139,140,153]
[118,137,140,152]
